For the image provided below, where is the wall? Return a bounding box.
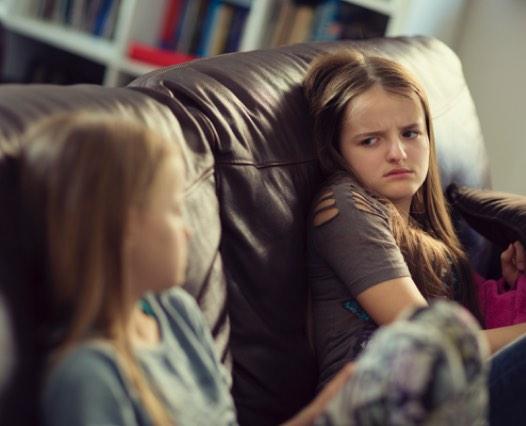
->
[456,0,526,195]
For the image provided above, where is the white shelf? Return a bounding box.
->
[4,16,116,66]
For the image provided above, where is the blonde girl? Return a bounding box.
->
[18,112,236,425]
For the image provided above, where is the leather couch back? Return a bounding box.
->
[0,37,490,425]
[129,36,491,424]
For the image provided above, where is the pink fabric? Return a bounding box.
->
[475,273,526,329]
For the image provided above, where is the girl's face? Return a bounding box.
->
[126,157,189,296]
[339,84,430,215]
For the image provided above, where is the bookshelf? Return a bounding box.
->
[263,0,466,49]
[0,0,164,85]
[0,0,467,87]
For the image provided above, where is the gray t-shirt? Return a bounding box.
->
[42,288,238,426]
[308,173,411,390]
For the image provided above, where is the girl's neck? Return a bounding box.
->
[127,304,161,348]
[392,200,411,223]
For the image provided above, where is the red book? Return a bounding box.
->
[159,0,184,48]
[128,42,197,67]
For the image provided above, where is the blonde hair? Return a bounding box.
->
[20,111,179,425]
[304,50,481,320]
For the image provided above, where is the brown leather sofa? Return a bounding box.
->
[0,36,493,425]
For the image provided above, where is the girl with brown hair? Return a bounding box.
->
[303,49,526,425]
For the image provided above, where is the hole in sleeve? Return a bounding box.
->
[314,197,336,214]
[313,207,339,227]
[317,190,335,204]
[350,190,376,215]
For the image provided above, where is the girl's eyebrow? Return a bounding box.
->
[401,122,421,129]
[352,130,384,140]
[352,122,422,139]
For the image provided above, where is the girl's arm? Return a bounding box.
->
[356,275,526,355]
[355,276,427,324]
[483,324,526,354]
[481,240,526,354]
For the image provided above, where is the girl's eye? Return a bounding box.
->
[360,137,378,146]
[402,129,421,139]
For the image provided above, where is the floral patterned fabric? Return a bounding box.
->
[315,301,489,426]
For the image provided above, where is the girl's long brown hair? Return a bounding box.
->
[20,111,178,425]
[304,50,482,322]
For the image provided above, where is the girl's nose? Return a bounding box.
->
[386,138,407,162]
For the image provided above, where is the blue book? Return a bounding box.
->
[176,0,203,53]
[224,5,248,53]
[310,0,339,41]
[167,0,191,50]
[196,0,222,56]
[189,0,211,54]
[63,0,73,24]
[92,0,114,36]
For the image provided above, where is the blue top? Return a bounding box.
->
[42,288,238,426]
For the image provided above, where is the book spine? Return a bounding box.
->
[175,0,202,53]
[195,0,221,57]
[207,3,234,56]
[188,0,212,55]
[92,0,114,36]
[311,0,339,41]
[159,0,183,49]
[102,0,120,39]
[128,41,196,66]
[224,5,249,53]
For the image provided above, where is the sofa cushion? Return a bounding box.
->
[129,36,491,425]
[447,183,526,249]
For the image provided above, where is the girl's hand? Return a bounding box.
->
[501,241,526,288]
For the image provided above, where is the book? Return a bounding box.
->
[70,0,88,30]
[63,0,74,24]
[84,0,102,32]
[310,0,339,41]
[208,3,234,56]
[175,0,203,53]
[159,0,184,48]
[92,0,115,37]
[188,0,211,55]
[51,0,67,23]
[39,0,57,20]
[195,0,222,57]
[102,0,120,39]
[224,5,249,53]
[168,0,190,49]
[337,3,388,40]
[286,4,315,44]
[128,41,196,66]
[269,0,296,47]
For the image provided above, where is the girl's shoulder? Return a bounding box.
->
[42,342,137,425]
[154,287,204,332]
[44,341,124,394]
[311,172,390,226]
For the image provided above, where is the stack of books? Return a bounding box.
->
[158,0,249,56]
[129,0,250,67]
[265,0,389,47]
[34,0,121,39]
